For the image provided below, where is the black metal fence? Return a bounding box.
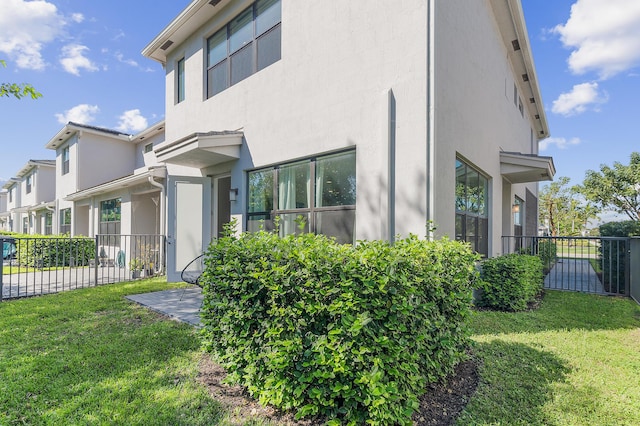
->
[501,235,634,296]
[1,234,165,300]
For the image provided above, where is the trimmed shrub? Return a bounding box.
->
[478,254,543,311]
[598,221,638,294]
[200,231,478,425]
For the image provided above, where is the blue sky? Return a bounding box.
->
[1,0,639,192]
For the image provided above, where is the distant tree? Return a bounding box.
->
[580,152,640,221]
[539,177,598,236]
[0,60,42,100]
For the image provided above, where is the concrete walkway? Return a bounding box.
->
[544,258,605,294]
[126,287,203,326]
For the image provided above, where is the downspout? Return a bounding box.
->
[426,0,436,239]
[148,172,165,274]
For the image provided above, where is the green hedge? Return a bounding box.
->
[478,254,543,311]
[3,233,95,267]
[200,231,478,425]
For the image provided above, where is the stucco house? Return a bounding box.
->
[1,160,56,235]
[142,0,554,281]
[0,190,9,232]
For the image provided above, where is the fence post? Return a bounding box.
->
[630,238,640,303]
[94,235,99,286]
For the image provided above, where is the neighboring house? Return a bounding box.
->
[14,160,56,235]
[142,0,554,281]
[45,122,139,236]
[0,190,8,232]
[2,178,22,233]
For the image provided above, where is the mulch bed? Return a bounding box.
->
[197,353,480,425]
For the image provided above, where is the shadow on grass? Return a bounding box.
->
[457,340,570,425]
[471,290,640,335]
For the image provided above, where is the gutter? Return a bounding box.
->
[147,170,166,274]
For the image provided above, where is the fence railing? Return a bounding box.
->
[1,234,165,300]
[501,235,631,296]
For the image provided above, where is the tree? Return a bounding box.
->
[580,152,640,221]
[539,177,598,236]
[0,60,42,100]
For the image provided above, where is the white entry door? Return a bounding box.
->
[166,176,212,282]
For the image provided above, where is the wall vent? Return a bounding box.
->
[512,39,521,51]
[160,40,174,51]
[209,0,222,6]
[522,74,529,82]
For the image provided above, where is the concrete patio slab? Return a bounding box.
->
[126,287,203,326]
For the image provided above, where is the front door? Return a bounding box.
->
[214,176,232,238]
[166,176,212,282]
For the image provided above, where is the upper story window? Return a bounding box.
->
[26,174,32,194]
[144,143,153,154]
[177,57,185,103]
[206,0,281,98]
[62,146,70,175]
[8,188,12,203]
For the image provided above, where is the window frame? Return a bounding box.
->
[60,208,71,235]
[26,174,32,194]
[62,146,70,175]
[247,150,356,244]
[455,158,490,257]
[177,57,185,103]
[206,0,281,98]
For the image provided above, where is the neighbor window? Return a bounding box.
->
[62,146,70,175]
[26,174,32,194]
[22,217,28,234]
[144,143,153,153]
[206,0,281,98]
[45,212,53,235]
[455,158,489,257]
[247,150,356,244]
[60,208,71,235]
[177,57,185,103]
[8,187,12,203]
[100,198,121,245]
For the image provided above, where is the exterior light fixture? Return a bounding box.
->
[229,188,238,202]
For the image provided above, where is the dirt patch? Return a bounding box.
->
[197,353,479,425]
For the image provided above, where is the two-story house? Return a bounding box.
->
[0,190,8,232]
[142,0,554,281]
[9,160,57,235]
[2,178,22,233]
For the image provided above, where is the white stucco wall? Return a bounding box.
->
[432,0,541,256]
[163,0,430,241]
[153,0,545,250]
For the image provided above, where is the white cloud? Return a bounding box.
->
[553,0,640,79]
[551,82,608,116]
[60,44,98,76]
[55,104,100,125]
[71,13,84,23]
[115,52,139,68]
[539,137,581,151]
[0,0,65,70]
[116,109,148,133]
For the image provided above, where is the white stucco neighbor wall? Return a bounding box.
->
[76,134,136,192]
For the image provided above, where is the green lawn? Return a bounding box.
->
[1,281,638,425]
[459,291,640,425]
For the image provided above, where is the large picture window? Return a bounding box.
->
[60,208,71,235]
[248,151,356,244]
[455,158,489,256]
[206,0,281,98]
[100,198,121,245]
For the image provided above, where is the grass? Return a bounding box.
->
[458,291,640,425]
[0,278,225,425]
[1,281,638,425]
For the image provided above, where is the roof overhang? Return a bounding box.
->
[13,201,55,214]
[15,160,56,178]
[2,178,20,190]
[142,0,232,64]
[500,152,555,184]
[489,0,550,139]
[154,131,243,169]
[65,166,167,202]
[46,122,130,150]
